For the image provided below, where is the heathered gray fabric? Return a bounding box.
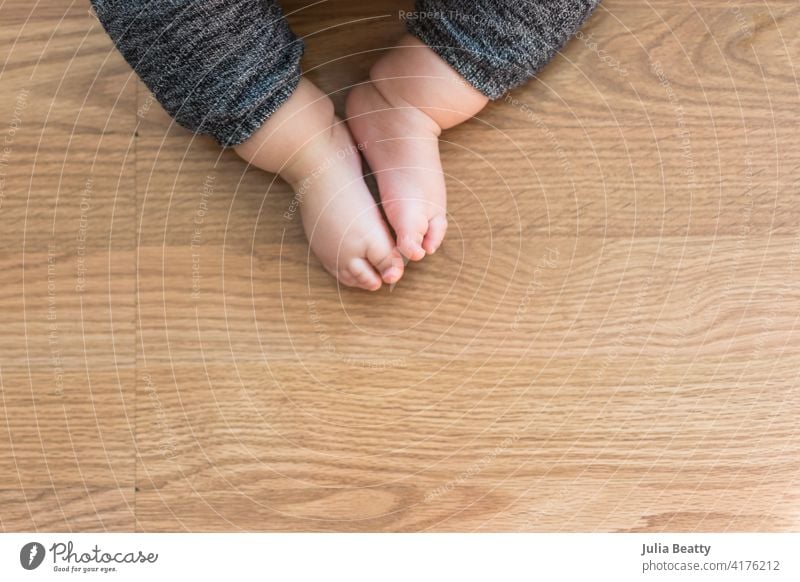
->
[91,0,304,146]
[91,1,598,146]
[405,0,601,99]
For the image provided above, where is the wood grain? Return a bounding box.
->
[0,0,798,532]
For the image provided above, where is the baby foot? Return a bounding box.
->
[346,34,489,260]
[294,119,405,291]
[235,79,404,291]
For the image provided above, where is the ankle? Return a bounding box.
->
[234,78,337,179]
[369,34,489,130]
[350,78,442,139]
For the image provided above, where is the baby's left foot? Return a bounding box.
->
[346,34,489,260]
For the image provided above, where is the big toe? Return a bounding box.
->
[391,211,429,261]
[367,243,405,285]
[422,215,448,255]
[345,258,383,291]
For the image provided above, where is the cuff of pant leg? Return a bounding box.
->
[405,17,515,100]
[189,21,306,148]
[405,0,601,101]
[92,0,305,148]
[203,61,303,147]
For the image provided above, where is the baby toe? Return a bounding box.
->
[422,215,448,254]
[347,258,383,291]
[388,208,429,261]
[367,245,405,285]
[397,232,425,261]
[362,220,407,284]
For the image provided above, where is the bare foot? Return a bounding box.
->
[235,79,404,291]
[346,34,489,260]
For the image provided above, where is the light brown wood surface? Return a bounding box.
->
[1,0,798,532]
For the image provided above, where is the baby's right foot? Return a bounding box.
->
[235,79,404,291]
[346,34,489,260]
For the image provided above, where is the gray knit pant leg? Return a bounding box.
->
[405,0,601,99]
[91,0,304,146]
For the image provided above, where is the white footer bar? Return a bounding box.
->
[1,533,796,581]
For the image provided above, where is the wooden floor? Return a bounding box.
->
[1,0,799,532]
